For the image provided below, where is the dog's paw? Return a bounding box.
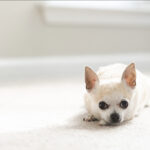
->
[98,120,107,126]
[83,115,98,122]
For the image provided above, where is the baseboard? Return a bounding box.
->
[0,53,150,83]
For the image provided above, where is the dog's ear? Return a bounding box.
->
[122,63,136,88]
[85,66,99,91]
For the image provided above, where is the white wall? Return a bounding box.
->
[0,1,150,58]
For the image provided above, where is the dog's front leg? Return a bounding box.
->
[83,114,98,122]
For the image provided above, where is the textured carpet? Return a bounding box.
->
[0,78,150,150]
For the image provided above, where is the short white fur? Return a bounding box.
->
[84,63,150,125]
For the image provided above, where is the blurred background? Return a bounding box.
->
[0,1,150,133]
[0,1,150,83]
[0,1,150,57]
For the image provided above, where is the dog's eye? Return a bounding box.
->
[99,101,109,110]
[120,100,128,109]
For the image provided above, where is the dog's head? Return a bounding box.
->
[85,63,136,125]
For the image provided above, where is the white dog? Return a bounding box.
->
[84,63,150,125]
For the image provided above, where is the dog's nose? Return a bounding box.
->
[110,113,120,123]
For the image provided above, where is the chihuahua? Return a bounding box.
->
[83,63,150,125]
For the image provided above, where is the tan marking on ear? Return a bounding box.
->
[122,63,136,88]
[85,66,99,91]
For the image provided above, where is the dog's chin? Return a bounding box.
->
[106,120,123,126]
[108,122,121,126]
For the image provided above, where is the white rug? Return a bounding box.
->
[0,78,150,150]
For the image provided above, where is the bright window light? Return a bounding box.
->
[45,1,150,11]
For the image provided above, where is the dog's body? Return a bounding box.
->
[84,63,150,125]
